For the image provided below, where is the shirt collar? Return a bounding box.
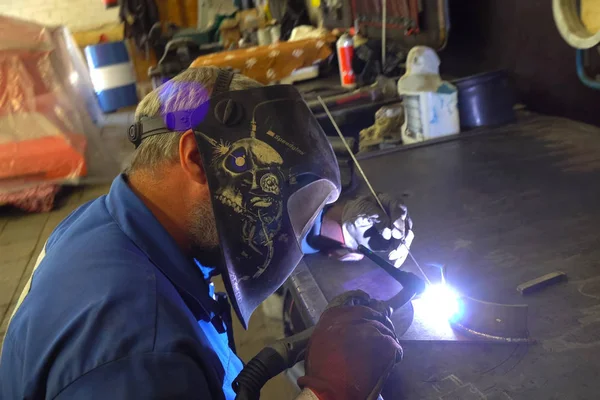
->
[105,174,217,321]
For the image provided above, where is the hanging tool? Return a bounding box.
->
[317,96,431,285]
[305,80,398,113]
[382,0,387,68]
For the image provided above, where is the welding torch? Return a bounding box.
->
[233,96,429,399]
[233,246,427,400]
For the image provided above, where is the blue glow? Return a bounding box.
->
[159,81,210,128]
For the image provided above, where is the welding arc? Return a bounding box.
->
[317,96,431,285]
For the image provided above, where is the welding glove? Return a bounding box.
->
[320,193,414,266]
[298,290,403,400]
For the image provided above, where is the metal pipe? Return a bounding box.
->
[382,0,387,68]
[576,49,600,90]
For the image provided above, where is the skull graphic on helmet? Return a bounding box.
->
[200,130,286,280]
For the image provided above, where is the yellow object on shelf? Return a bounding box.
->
[191,38,333,84]
[156,0,198,28]
[264,2,272,21]
[71,23,124,48]
[582,0,600,33]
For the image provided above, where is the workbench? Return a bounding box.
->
[295,73,400,141]
[285,113,600,399]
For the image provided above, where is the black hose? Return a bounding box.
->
[233,348,286,400]
[233,328,314,400]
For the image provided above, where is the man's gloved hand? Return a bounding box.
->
[298,290,403,400]
[341,193,414,267]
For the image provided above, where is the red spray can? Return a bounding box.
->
[336,33,356,88]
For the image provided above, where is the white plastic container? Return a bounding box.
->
[398,46,459,144]
[257,28,272,46]
[270,25,281,43]
[402,85,459,144]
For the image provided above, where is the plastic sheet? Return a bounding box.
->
[0,16,119,210]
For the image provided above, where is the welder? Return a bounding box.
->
[0,67,414,400]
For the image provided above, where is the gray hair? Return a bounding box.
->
[125,67,262,174]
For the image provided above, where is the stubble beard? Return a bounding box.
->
[187,198,220,258]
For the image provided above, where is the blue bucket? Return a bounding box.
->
[85,41,138,113]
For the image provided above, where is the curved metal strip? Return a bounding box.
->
[451,296,531,343]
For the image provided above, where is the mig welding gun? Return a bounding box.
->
[232,245,426,400]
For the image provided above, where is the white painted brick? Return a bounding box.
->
[2,10,19,18]
[21,5,44,13]
[2,0,120,31]
[37,9,54,18]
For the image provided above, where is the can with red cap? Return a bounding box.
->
[103,0,118,8]
[336,33,356,88]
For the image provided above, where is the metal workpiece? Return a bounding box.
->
[302,253,417,336]
[451,296,530,343]
[398,292,531,344]
[517,271,568,295]
[293,114,600,398]
[444,261,531,343]
[284,260,329,328]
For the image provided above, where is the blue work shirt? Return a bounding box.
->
[0,175,243,399]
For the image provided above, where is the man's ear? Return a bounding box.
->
[179,130,207,185]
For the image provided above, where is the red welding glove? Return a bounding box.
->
[298,290,403,400]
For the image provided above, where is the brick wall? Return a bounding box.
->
[0,0,120,32]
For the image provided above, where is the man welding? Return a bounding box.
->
[0,67,414,400]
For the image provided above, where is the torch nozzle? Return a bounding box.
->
[358,245,427,296]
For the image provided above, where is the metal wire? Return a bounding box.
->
[317,95,431,285]
[317,96,389,218]
[404,243,431,285]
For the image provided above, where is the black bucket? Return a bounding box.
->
[453,70,516,130]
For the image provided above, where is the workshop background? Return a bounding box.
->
[1,0,120,31]
[441,0,600,127]
[2,0,600,398]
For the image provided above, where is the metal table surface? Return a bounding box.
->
[287,114,600,399]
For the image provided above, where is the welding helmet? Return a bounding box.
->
[128,70,341,328]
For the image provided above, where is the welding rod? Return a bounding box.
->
[318,96,388,216]
[317,96,431,285]
[405,246,431,285]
